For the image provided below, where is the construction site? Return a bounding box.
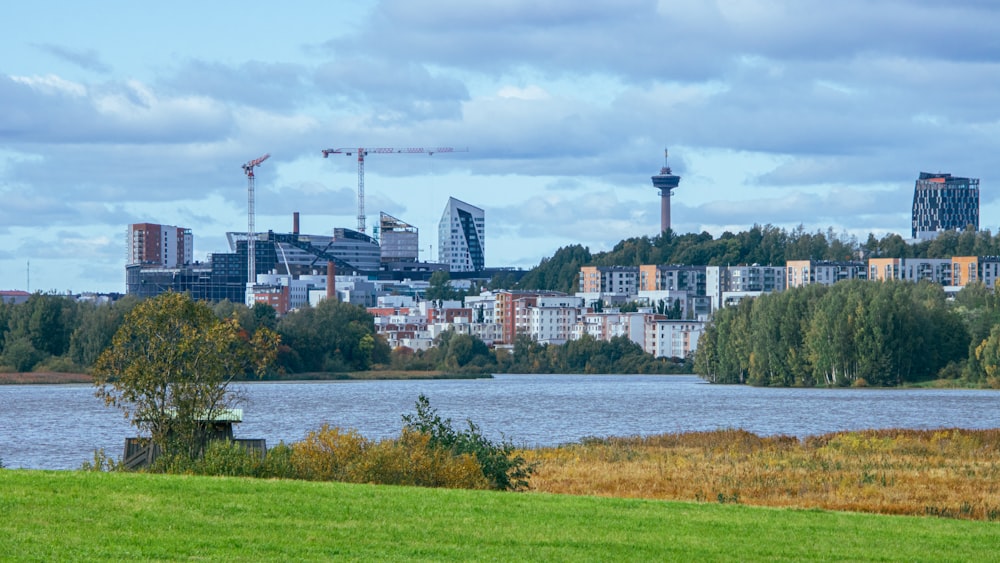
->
[126,146,512,311]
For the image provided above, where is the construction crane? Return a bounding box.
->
[242,153,270,288]
[322,147,467,235]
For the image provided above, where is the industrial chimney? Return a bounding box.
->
[293,212,300,235]
[326,261,336,301]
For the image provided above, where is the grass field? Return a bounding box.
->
[3,470,999,561]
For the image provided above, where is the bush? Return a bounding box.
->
[354,430,488,489]
[2,338,46,372]
[402,395,534,491]
[33,355,85,374]
[290,425,369,481]
[80,448,122,472]
[261,442,296,479]
[287,424,489,488]
[195,440,268,477]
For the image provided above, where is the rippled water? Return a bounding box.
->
[3,374,999,470]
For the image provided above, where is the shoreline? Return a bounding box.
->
[0,371,492,385]
[0,372,94,385]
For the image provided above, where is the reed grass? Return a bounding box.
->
[523,428,1000,521]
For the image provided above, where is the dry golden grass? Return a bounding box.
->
[0,372,92,384]
[523,428,1000,521]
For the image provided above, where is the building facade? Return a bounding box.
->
[912,172,980,240]
[438,197,485,272]
[128,223,192,267]
[786,260,866,288]
[379,212,419,263]
[579,266,639,295]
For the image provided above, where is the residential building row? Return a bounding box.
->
[368,290,705,361]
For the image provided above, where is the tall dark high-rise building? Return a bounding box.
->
[911,172,979,240]
[651,149,681,234]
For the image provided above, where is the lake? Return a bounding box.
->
[3,374,1000,470]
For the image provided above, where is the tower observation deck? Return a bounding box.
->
[651,149,681,234]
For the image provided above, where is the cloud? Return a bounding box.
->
[33,43,111,73]
[161,60,312,110]
[314,57,469,122]
[0,75,233,144]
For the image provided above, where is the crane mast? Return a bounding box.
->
[242,153,270,290]
[322,147,467,234]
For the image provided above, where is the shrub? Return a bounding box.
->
[194,440,268,477]
[80,448,122,472]
[354,430,488,489]
[290,425,369,481]
[261,442,296,479]
[402,394,534,491]
[33,355,84,374]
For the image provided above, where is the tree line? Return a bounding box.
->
[508,224,1000,293]
[693,279,1000,387]
[388,331,691,375]
[0,294,391,376]
[0,292,686,377]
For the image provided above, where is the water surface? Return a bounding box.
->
[2,374,998,470]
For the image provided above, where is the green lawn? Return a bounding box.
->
[2,470,998,561]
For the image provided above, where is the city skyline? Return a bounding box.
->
[3,1,1000,292]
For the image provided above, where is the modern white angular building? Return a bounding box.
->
[438,197,485,272]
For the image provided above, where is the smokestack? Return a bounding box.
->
[293,212,300,235]
[326,261,336,301]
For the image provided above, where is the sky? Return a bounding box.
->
[3,1,1000,293]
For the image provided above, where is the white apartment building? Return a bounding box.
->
[786,260,866,288]
[706,265,786,312]
[529,298,581,345]
[644,318,705,359]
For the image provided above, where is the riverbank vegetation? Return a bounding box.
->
[693,279,1000,387]
[7,470,998,560]
[526,427,1000,521]
[0,292,687,378]
[87,394,533,493]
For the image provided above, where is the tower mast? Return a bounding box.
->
[322,147,468,235]
[242,153,270,291]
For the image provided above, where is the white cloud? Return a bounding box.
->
[11,74,86,96]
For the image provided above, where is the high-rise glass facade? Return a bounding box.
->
[912,172,979,240]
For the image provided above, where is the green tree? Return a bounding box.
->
[425,270,459,301]
[69,296,139,368]
[277,299,387,372]
[974,325,1000,386]
[92,292,279,460]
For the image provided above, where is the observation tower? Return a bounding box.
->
[651,149,681,234]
